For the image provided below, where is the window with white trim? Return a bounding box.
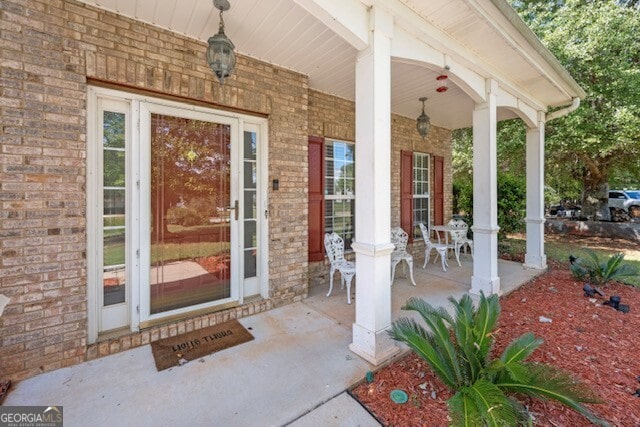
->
[324,140,355,249]
[412,152,430,238]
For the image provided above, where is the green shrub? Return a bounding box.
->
[497,173,526,235]
[570,249,639,286]
[453,180,473,220]
[453,172,526,236]
[167,206,207,226]
[389,294,606,426]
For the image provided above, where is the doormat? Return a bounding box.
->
[150,319,254,371]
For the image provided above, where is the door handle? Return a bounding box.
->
[227,200,239,221]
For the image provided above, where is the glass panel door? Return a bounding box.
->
[89,88,267,340]
[140,104,240,320]
[243,128,259,296]
[149,113,232,314]
[99,100,130,332]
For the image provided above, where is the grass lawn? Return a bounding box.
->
[104,241,230,266]
[500,234,640,287]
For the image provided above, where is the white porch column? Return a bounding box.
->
[524,117,547,269]
[471,79,501,295]
[349,7,399,365]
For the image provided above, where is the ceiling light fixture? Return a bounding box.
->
[207,0,236,85]
[416,97,431,139]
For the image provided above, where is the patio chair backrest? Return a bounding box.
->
[324,232,346,265]
[448,219,469,241]
[390,227,409,252]
[418,223,432,244]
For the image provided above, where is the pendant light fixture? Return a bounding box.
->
[207,0,236,85]
[416,97,431,139]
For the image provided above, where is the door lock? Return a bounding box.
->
[227,200,239,221]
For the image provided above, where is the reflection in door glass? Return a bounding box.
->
[150,114,231,314]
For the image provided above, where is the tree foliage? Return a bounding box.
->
[511,0,640,217]
[453,1,640,221]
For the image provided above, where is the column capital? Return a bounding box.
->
[351,241,395,257]
[471,225,500,234]
[525,217,546,225]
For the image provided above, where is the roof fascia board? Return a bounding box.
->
[294,0,370,50]
[486,0,586,99]
[385,0,547,111]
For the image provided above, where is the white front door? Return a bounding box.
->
[87,87,268,342]
[138,102,241,324]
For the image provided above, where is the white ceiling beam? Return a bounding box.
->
[293,0,370,50]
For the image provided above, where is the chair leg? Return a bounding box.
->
[454,243,462,267]
[344,272,354,304]
[423,248,431,268]
[406,258,417,286]
[390,261,397,286]
[326,267,335,297]
[438,249,448,272]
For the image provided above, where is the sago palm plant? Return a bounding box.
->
[570,249,638,286]
[389,294,607,426]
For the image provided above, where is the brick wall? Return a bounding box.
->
[0,0,308,381]
[0,0,454,381]
[307,90,453,287]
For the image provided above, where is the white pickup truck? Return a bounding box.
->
[608,190,640,218]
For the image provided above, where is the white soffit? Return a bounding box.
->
[76,0,578,129]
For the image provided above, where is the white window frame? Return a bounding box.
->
[324,139,355,248]
[413,152,431,237]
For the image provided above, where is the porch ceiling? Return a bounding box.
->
[77,0,582,130]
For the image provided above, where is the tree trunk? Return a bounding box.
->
[579,154,611,221]
[581,179,610,221]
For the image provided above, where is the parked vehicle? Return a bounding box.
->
[608,190,640,218]
[548,201,582,219]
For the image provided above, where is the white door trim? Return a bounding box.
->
[87,86,270,342]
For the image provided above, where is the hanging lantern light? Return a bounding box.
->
[416,97,430,139]
[207,0,236,85]
[436,65,450,93]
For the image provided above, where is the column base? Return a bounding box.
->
[470,275,502,296]
[350,323,400,366]
[523,254,547,270]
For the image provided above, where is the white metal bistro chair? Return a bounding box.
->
[448,218,474,266]
[324,232,356,304]
[390,227,417,286]
[418,223,448,272]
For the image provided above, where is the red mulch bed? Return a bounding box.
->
[352,266,640,426]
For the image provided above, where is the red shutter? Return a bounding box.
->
[434,155,444,225]
[400,150,413,241]
[308,136,325,261]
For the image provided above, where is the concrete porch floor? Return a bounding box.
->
[4,257,542,427]
[305,256,541,327]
